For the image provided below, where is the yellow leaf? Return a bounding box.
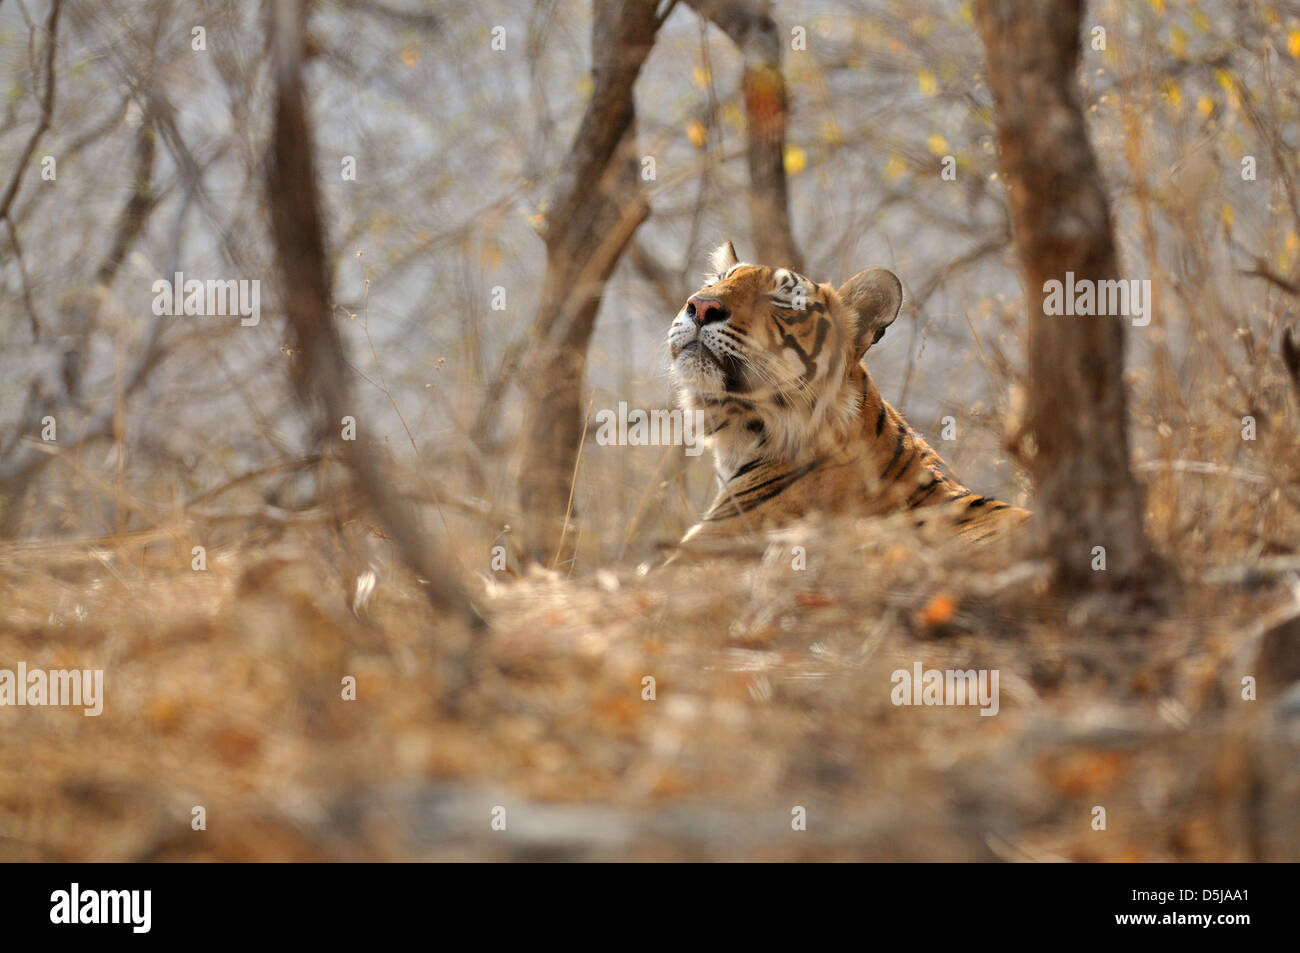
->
[1196,95,1214,117]
[401,45,418,68]
[1191,10,1210,32]
[957,2,973,25]
[686,120,707,149]
[1220,204,1234,229]
[577,74,594,98]
[1160,78,1182,109]
[722,103,743,130]
[1289,30,1300,58]
[918,69,938,97]
[1149,0,1165,13]
[820,119,843,145]
[784,144,807,175]
[692,66,711,88]
[926,133,949,155]
[1287,231,1299,253]
[884,154,906,183]
[1169,26,1186,59]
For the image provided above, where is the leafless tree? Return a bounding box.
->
[265,0,480,633]
[515,0,665,564]
[974,0,1163,595]
[686,0,800,271]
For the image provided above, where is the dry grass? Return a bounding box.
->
[2,484,1297,860]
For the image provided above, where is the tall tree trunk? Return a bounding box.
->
[266,0,480,639]
[687,0,801,271]
[973,0,1160,592]
[516,0,661,565]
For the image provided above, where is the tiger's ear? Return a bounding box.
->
[709,241,740,274]
[838,268,903,360]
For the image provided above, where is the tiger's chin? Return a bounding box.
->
[670,342,728,399]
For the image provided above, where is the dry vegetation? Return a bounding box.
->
[1,452,1298,861]
[2,0,1300,861]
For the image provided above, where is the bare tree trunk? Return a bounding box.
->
[973,0,1160,593]
[687,0,801,270]
[266,0,481,638]
[516,0,662,565]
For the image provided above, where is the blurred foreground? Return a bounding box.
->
[2,512,1297,862]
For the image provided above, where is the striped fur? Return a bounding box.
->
[667,242,1029,551]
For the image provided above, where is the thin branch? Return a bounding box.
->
[0,0,62,221]
[2,214,44,340]
[1240,259,1300,297]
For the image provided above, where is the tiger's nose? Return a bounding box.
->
[686,295,729,326]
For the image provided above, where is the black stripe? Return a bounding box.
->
[733,463,811,500]
[880,429,906,478]
[906,476,944,507]
[875,404,887,436]
[886,449,917,481]
[731,460,823,512]
[950,494,982,524]
[810,316,830,359]
[707,458,824,520]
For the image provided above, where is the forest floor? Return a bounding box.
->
[1,514,1297,861]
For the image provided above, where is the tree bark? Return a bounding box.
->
[266,0,480,635]
[517,0,661,565]
[973,0,1160,592]
[687,0,801,271]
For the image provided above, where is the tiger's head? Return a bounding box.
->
[668,241,904,461]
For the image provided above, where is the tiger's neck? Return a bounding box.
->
[701,367,975,514]
[696,375,861,480]
[850,368,974,513]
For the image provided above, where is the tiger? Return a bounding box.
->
[666,241,1029,554]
